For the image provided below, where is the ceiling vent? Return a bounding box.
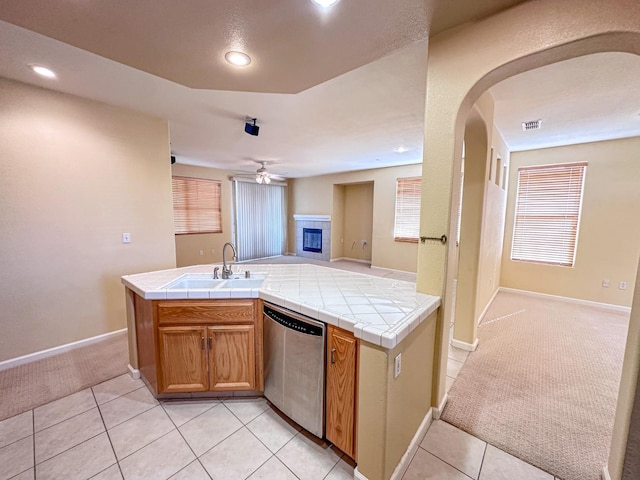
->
[522,119,542,131]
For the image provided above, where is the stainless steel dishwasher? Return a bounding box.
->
[263,303,326,438]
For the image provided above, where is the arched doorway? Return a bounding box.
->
[415,2,640,478]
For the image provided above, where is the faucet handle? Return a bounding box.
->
[213,267,219,279]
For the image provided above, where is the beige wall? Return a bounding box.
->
[453,92,510,346]
[357,311,436,480]
[0,78,176,362]
[289,164,422,272]
[501,137,640,307]
[171,164,235,267]
[342,182,374,262]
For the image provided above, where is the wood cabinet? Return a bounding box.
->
[325,324,358,460]
[134,297,263,396]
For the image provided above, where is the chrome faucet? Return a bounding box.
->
[222,242,237,279]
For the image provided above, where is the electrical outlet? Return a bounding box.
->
[619,281,628,290]
[211,249,215,255]
[121,233,131,244]
[394,353,402,379]
[602,279,610,288]
[199,250,204,256]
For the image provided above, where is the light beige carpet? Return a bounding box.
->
[0,332,128,421]
[442,291,629,480]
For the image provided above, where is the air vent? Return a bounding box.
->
[522,119,542,131]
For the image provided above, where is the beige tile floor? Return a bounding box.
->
[1,370,562,480]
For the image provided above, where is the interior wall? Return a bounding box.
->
[453,91,510,346]
[0,78,176,362]
[289,163,422,272]
[332,185,345,259]
[171,164,235,267]
[342,182,374,262]
[357,311,436,480]
[501,137,640,307]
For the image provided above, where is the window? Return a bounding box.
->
[394,177,421,242]
[233,179,286,261]
[171,176,222,234]
[511,162,587,266]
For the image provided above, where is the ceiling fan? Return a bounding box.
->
[232,160,286,184]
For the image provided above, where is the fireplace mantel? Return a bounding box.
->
[293,214,331,222]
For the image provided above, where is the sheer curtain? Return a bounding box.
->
[233,179,287,261]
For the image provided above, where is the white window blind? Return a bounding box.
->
[511,162,587,267]
[171,176,222,234]
[234,180,287,261]
[394,177,421,243]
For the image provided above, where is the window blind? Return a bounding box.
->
[511,162,587,267]
[171,176,222,234]
[234,180,287,261]
[394,177,422,243]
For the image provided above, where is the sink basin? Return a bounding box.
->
[220,277,265,289]
[163,274,225,290]
[162,273,265,290]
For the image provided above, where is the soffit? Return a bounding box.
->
[0,0,529,94]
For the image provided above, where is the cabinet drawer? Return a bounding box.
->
[157,299,255,325]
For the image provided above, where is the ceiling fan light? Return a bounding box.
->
[264,176,271,184]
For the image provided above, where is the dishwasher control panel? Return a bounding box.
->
[263,305,324,336]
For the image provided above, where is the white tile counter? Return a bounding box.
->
[122,263,440,349]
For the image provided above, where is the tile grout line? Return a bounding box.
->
[419,445,475,479]
[159,400,213,479]
[90,387,124,480]
[477,442,488,480]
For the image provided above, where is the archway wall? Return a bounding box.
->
[417,2,640,478]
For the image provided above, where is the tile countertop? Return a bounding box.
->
[121,263,440,350]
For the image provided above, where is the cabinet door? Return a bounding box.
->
[158,326,208,393]
[326,325,358,459]
[208,325,256,391]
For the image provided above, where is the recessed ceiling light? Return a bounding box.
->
[30,65,56,78]
[311,0,340,7]
[225,51,251,67]
[394,145,409,153]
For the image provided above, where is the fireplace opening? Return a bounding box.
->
[303,228,322,253]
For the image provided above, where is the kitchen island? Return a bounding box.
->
[122,263,441,480]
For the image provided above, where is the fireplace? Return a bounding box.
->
[293,214,331,261]
[303,228,322,253]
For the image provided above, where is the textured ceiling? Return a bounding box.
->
[5,0,634,180]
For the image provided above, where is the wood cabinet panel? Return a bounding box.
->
[158,326,208,393]
[208,325,256,391]
[157,299,255,325]
[326,325,358,459]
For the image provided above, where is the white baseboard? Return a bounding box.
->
[499,287,632,314]
[354,408,434,480]
[353,467,368,480]
[450,337,478,352]
[390,408,433,480]
[477,288,500,325]
[330,257,372,265]
[0,328,128,372]
[433,394,448,420]
[601,464,611,480]
[128,364,141,380]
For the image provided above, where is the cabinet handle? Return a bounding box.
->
[208,335,212,350]
[330,348,336,364]
[201,336,205,350]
